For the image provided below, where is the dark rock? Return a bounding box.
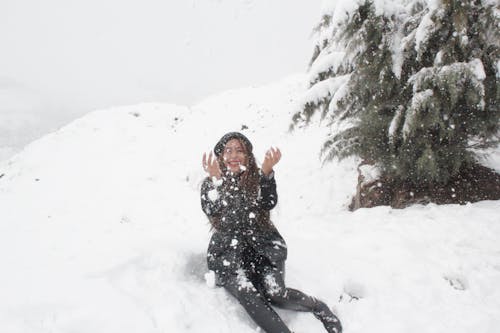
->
[350,162,500,210]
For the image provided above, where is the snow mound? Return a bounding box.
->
[1,75,500,333]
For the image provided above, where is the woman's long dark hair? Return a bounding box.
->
[208,138,273,230]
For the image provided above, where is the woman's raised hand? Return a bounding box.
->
[202,152,222,179]
[261,147,281,176]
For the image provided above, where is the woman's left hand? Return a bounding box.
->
[262,147,281,176]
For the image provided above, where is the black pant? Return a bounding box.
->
[222,255,342,333]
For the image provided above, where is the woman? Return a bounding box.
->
[200,132,342,333]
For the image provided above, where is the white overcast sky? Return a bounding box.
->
[0,0,323,156]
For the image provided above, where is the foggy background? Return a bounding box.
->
[0,0,323,161]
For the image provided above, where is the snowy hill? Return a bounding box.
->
[1,74,499,333]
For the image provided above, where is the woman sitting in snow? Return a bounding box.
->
[200,132,342,333]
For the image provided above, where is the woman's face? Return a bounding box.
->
[222,139,248,173]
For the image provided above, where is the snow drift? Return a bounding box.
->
[1,74,499,333]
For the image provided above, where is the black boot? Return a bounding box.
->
[312,299,342,333]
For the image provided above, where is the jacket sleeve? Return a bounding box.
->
[258,172,278,210]
[200,177,224,217]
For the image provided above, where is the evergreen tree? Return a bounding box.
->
[296,0,499,185]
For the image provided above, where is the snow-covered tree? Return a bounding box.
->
[295,0,499,185]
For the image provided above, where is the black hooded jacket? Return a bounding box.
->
[201,171,287,284]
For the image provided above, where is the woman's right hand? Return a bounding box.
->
[202,152,222,179]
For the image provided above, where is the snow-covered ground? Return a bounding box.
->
[1,74,499,333]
